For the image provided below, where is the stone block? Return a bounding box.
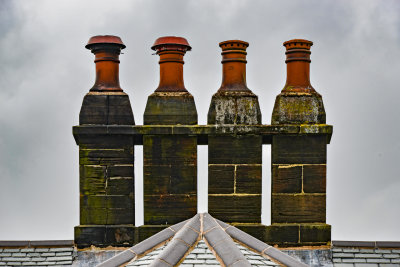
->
[272,135,326,164]
[105,225,135,246]
[271,194,326,223]
[300,224,331,243]
[235,165,262,194]
[74,225,106,248]
[143,164,196,195]
[207,94,261,125]
[79,148,133,165]
[106,177,134,195]
[143,135,197,165]
[265,224,300,245]
[144,93,197,125]
[272,165,302,193]
[79,94,134,125]
[303,165,326,193]
[209,135,262,164]
[144,194,196,225]
[208,195,261,223]
[208,165,235,194]
[271,93,325,125]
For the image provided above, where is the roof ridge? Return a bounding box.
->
[95,213,310,267]
[214,218,309,267]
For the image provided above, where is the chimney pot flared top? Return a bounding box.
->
[151,36,191,53]
[85,35,126,50]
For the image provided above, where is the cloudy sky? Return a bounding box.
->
[0,0,399,241]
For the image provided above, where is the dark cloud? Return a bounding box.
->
[0,0,399,241]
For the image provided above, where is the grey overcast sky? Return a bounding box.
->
[0,0,399,241]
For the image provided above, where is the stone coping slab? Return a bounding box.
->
[73,124,333,145]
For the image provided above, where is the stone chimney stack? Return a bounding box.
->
[207,40,262,224]
[74,35,135,248]
[73,36,332,248]
[143,37,198,228]
[268,39,330,246]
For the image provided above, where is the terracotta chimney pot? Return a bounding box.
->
[151,36,191,92]
[86,35,125,92]
[218,40,251,93]
[282,39,315,94]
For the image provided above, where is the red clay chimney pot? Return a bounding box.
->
[86,35,125,92]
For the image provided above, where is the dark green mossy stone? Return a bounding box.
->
[235,165,262,194]
[144,165,196,195]
[271,93,325,125]
[106,177,134,195]
[144,92,197,125]
[208,195,261,223]
[75,225,136,248]
[232,224,268,242]
[209,135,262,164]
[265,224,300,244]
[137,225,169,243]
[303,165,326,193]
[272,135,327,164]
[144,194,197,225]
[80,93,134,125]
[208,165,235,194]
[271,194,326,223]
[300,224,331,243]
[208,94,261,125]
[143,135,196,165]
[75,225,106,248]
[272,165,302,193]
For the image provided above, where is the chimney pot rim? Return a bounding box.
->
[283,39,313,50]
[85,35,126,49]
[151,36,192,51]
[219,40,249,50]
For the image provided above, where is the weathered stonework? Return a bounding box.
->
[268,39,330,246]
[75,36,135,248]
[208,40,263,224]
[143,37,198,227]
[73,37,333,248]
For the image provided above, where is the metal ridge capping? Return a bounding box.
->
[96,213,309,267]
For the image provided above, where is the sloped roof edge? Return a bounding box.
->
[97,213,308,267]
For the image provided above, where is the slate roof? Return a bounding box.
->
[125,240,279,267]
[0,240,75,266]
[97,213,307,267]
[331,241,400,266]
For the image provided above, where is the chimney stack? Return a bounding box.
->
[142,37,198,230]
[207,40,262,225]
[268,39,330,246]
[75,35,135,248]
